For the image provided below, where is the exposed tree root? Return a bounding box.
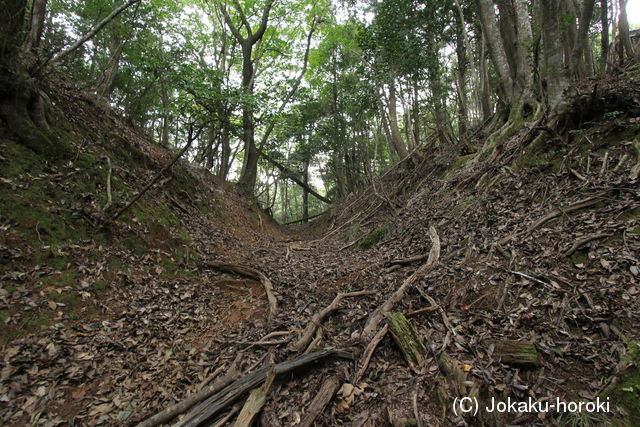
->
[359,226,440,342]
[204,262,278,322]
[289,290,376,353]
[563,232,612,257]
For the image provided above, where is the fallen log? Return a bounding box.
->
[494,340,540,368]
[204,262,278,322]
[298,376,340,427]
[290,290,376,353]
[387,313,426,373]
[177,348,351,427]
[137,360,240,427]
[360,226,440,342]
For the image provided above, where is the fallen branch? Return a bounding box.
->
[233,368,275,427]
[387,313,426,373]
[205,262,277,322]
[284,210,328,225]
[353,325,388,384]
[111,124,203,222]
[137,359,240,427]
[177,348,351,427]
[360,226,440,342]
[563,232,612,257]
[290,290,376,353]
[384,254,428,267]
[298,376,340,427]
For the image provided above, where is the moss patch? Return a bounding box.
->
[358,224,389,250]
[606,342,640,425]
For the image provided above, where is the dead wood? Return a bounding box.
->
[353,325,388,384]
[298,375,340,427]
[387,313,426,373]
[233,368,275,427]
[137,360,240,427]
[204,262,278,322]
[289,290,376,353]
[384,254,428,267]
[360,226,440,342]
[177,348,351,427]
[111,125,203,222]
[563,232,612,257]
[494,340,540,368]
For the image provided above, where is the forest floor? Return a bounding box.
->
[1,71,640,426]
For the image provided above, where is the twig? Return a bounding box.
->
[111,125,203,222]
[102,156,113,213]
[509,270,555,290]
[412,389,423,427]
[353,325,388,384]
[599,151,609,176]
[360,227,440,342]
[289,290,376,353]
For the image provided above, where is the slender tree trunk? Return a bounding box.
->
[540,0,570,110]
[302,158,309,222]
[618,0,635,63]
[160,79,170,147]
[97,35,124,100]
[478,33,493,121]
[22,0,48,53]
[454,2,470,150]
[600,0,609,71]
[476,0,513,103]
[387,78,408,159]
[218,121,231,181]
[570,0,596,78]
[412,79,420,147]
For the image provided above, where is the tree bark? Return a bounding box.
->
[22,0,48,53]
[97,35,125,100]
[570,0,596,78]
[618,0,635,63]
[600,0,609,71]
[540,0,570,111]
[387,78,408,159]
[476,0,514,103]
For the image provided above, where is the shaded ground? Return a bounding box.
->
[1,72,640,426]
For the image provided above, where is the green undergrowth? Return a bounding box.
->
[358,224,389,250]
[604,336,640,425]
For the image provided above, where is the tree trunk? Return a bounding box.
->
[302,158,309,222]
[618,0,635,63]
[22,0,48,53]
[540,0,570,111]
[570,0,596,78]
[412,78,420,147]
[476,0,514,103]
[387,79,408,159]
[454,1,471,151]
[218,121,231,181]
[478,33,493,121]
[97,35,124,100]
[600,0,609,71]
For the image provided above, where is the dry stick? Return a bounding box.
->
[211,405,240,427]
[284,210,328,225]
[360,226,440,342]
[177,348,350,427]
[137,360,241,427]
[289,290,376,353]
[205,262,277,323]
[384,254,428,267]
[353,325,388,384]
[111,127,202,222]
[298,376,341,427]
[102,156,113,213]
[563,232,613,257]
[233,368,276,427]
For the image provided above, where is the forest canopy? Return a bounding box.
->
[1,0,639,222]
